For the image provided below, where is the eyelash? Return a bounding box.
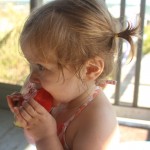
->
[37,64,45,71]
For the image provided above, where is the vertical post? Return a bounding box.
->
[133,0,146,107]
[114,0,126,105]
[30,0,43,12]
[147,130,150,141]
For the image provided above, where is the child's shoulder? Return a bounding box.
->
[74,94,119,149]
[81,92,116,123]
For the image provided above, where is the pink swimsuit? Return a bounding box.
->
[57,86,101,149]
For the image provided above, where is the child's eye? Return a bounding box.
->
[37,64,45,71]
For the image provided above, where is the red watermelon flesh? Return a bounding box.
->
[34,88,53,112]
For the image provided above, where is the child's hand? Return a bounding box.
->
[14,98,57,142]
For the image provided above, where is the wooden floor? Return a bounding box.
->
[0,109,29,150]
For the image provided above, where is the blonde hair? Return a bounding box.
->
[20,0,139,83]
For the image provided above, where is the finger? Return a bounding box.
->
[19,106,32,122]
[7,96,15,113]
[14,107,28,127]
[28,99,46,114]
[22,101,37,118]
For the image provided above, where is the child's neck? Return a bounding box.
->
[61,84,98,110]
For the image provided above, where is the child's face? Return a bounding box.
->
[22,45,88,105]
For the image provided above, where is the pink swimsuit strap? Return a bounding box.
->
[57,86,101,149]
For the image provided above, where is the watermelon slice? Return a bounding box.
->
[34,88,53,112]
[14,88,53,127]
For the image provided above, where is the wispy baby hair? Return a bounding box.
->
[116,21,140,58]
[20,0,139,82]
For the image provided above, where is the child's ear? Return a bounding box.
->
[85,57,104,81]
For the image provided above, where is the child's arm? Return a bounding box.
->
[73,120,119,150]
[35,135,64,150]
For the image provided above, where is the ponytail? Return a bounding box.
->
[115,21,140,58]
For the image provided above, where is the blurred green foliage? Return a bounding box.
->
[0,3,29,85]
[143,25,150,55]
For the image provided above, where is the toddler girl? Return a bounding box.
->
[7,0,139,149]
